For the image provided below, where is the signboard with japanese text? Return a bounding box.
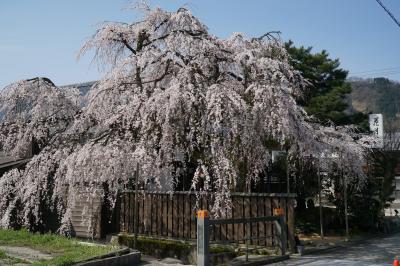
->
[369,114,383,148]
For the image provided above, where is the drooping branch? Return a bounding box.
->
[256,31,282,41]
[142,59,171,84]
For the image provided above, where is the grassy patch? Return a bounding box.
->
[0,229,118,266]
[0,249,6,259]
[119,234,196,263]
[119,234,193,258]
[209,245,235,254]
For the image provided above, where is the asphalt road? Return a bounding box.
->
[269,233,400,266]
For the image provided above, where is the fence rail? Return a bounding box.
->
[118,190,295,250]
[197,212,287,266]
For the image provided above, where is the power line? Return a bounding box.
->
[375,0,400,29]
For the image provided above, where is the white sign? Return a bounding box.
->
[271,150,286,163]
[369,114,383,148]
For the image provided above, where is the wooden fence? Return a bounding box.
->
[117,191,296,250]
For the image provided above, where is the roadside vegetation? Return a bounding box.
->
[285,42,397,237]
[0,229,117,266]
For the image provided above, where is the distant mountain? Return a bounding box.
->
[348,77,400,130]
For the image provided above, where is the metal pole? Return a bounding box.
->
[133,163,139,249]
[274,215,287,256]
[197,210,210,266]
[317,162,324,239]
[343,172,349,241]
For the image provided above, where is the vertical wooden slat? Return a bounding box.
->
[190,194,197,239]
[244,196,251,244]
[266,197,272,246]
[162,194,168,236]
[280,197,287,248]
[126,193,129,233]
[144,193,154,235]
[138,194,143,234]
[119,193,123,232]
[203,196,215,241]
[130,193,134,233]
[258,195,266,246]
[172,194,178,238]
[178,194,182,238]
[235,196,243,243]
[272,197,280,246]
[184,194,190,239]
[126,193,130,233]
[180,194,184,238]
[180,194,183,238]
[158,194,162,236]
[151,194,154,234]
[143,194,149,234]
[168,194,173,237]
[147,194,152,235]
[136,193,141,234]
[233,196,240,243]
[227,199,235,242]
[220,208,227,242]
[251,195,258,245]
[122,193,126,233]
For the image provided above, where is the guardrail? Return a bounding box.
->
[196,210,287,266]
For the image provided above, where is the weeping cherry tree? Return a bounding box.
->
[0,6,371,232]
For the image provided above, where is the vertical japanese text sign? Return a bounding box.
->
[369,114,383,148]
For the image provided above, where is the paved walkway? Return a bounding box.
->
[270,233,400,265]
[0,245,54,265]
[140,256,189,266]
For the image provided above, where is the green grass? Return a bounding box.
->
[0,229,118,266]
[0,249,6,259]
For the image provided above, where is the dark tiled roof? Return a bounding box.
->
[0,156,18,165]
[0,156,30,169]
[60,81,97,96]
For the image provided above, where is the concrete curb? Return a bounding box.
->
[76,247,131,263]
[292,245,343,256]
[229,255,290,266]
[292,231,400,257]
[75,250,141,266]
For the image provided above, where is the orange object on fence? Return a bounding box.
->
[273,208,284,216]
[394,257,399,266]
[197,210,209,218]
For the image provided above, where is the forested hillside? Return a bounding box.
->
[348,77,400,130]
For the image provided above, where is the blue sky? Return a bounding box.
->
[1,0,400,88]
